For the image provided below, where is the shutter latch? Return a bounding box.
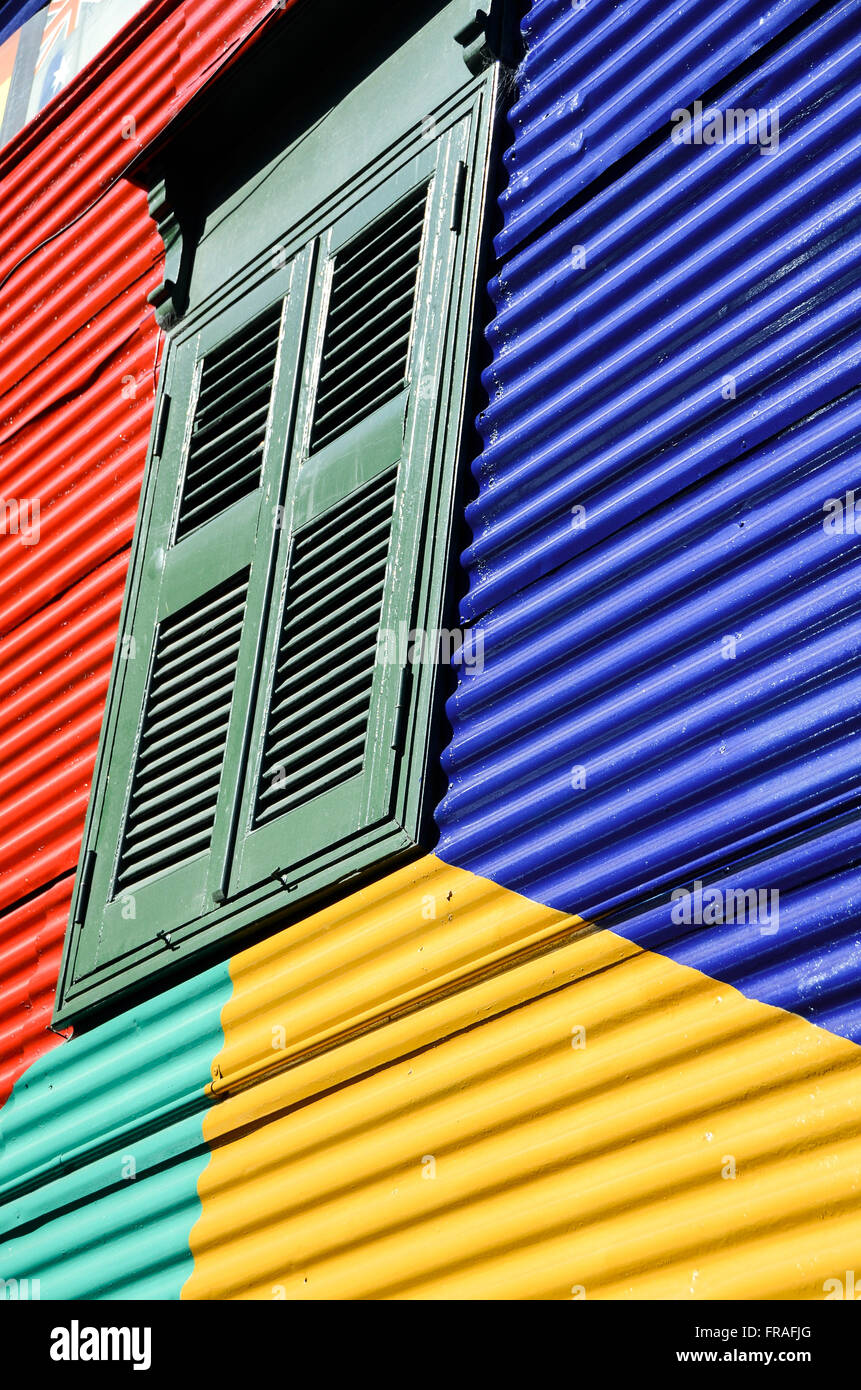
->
[450,162,468,235]
[73,848,97,926]
[391,663,411,752]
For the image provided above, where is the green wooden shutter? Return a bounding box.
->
[175,302,284,537]
[63,255,313,998]
[56,12,499,1022]
[253,462,401,828]
[229,124,472,903]
[113,568,251,894]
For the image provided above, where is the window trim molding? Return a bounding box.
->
[54,11,503,1029]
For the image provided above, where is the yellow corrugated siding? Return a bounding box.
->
[185,854,861,1300]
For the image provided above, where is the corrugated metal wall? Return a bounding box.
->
[0,879,70,1108]
[0,961,230,1297]
[187,858,861,1300]
[0,0,291,1106]
[3,850,859,1300]
[3,0,861,1302]
[439,0,861,1042]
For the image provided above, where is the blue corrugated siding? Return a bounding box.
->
[438,0,861,1040]
[496,0,842,258]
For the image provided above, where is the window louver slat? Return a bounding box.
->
[127,735,224,803]
[185,401,272,476]
[125,762,224,831]
[179,466,264,533]
[330,190,428,294]
[312,334,413,433]
[265,670,375,750]
[274,634,379,716]
[289,466,400,570]
[320,286,415,375]
[308,185,428,454]
[255,465,399,824]
[114,570,250,892]
[277,598,385,678]
[192,351,279,430]
[320,253,420,355]
[175,303,283,538]
[283,550,391,631]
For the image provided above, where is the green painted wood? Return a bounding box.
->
[56,0,498,1024]
[64,255,312,1002]
[231,147,460,900]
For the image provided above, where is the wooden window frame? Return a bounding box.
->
[54,0,505,1026]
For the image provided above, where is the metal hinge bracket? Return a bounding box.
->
[455,0,522,74]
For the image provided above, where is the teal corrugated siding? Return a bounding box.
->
[0,962,230,1299]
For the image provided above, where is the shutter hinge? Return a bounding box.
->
[272,867,297,893]
[391,663,411,752]
[454,0,522,74]
[73,849,97,926]
[450,162,468,234]
[153,392,171,457]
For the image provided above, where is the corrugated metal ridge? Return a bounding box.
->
[444,390,861,848]
[497,0,838,257]
[0,203,160,420]
[208,854,587,1099]
[187,858,861,1300]
[0,555,127,915]
[0,561,127,1102]
[0,329,155,484]
[610,827,861,1042]
[0,876,72,1108]
[0,960,230,1299]
[0,336,155,641]
[446,410,861,806]
[0,553,126,726]
[439,0,861,1047]
[450,402,861,733]
[466,0,861,615]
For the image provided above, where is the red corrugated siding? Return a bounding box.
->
[0,553,127,911]
[0,0,294,1099]
[0,877,72,1108]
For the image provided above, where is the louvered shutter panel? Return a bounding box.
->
[308,184,429,453]
[176,304,283,537]
[115,569,251,891]
[255,463,400,826]
[230,130,472,900]
[66,257,311,993]
[56,13,497,1022]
